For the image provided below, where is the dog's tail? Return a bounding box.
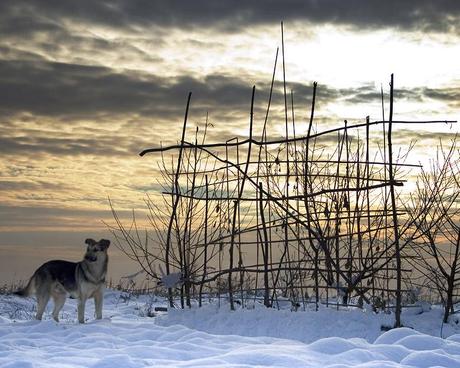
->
[14,275,36,297]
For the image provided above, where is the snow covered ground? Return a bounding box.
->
[1,290,460,367]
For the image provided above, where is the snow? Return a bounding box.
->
[158,272,184,288]
[1,291,460,367]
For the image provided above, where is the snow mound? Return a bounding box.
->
[157,302,393,343]
[157,301,460,344]
[401,350,460,368]
[374,327,422,344]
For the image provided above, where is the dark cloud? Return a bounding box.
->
[0,46,46,62]
[0,204,107,228]
[0,135,129,157]
[394,129,459,142]
[0,60,156,118]
[340,85,424,105]
[0,59,256,120]
[0,5,64,38]
[0,58,456,127]
[423,88,460,108]
[1,1,459,35]
[0,179,71,192]
[314,83,460,107]
[130,183,165,192]
[0,204,143,229]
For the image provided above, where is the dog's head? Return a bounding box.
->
[84,238,110,262]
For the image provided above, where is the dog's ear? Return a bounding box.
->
[99,239,110,249]
[85,238,96,246]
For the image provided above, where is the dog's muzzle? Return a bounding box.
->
[85,255,97,262]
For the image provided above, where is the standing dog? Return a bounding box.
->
[15,238,110,323]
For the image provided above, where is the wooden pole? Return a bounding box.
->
[199,175,209,307]
[259,182,271,307]
[304,81,318,310]
[165,92,191,307]
[365,116,375,302]
[228,86,256,310]
[387,74,402,327]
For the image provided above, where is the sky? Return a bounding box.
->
[0,0,459,283]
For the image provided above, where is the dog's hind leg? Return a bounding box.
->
[35,291,50,320]
[51,292,67,322]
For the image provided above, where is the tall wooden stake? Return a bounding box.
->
[165,92,191,307]
[228,86,256,310]
[199,175,209,307]
[387,74,401,327]
[259,182,271,307]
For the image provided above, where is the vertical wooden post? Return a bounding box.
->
[236,138,245,306]
[291,90,305,309]
[228,86,256,310]
[199,175,209,307]
[387,74,401,327]
[281,20,294,302]
[259,182,271,307]
[228,199,236,310]
[304,81,318,310]
[182,127,199,308]
[365,116,375,301]
[334,131,343,309]
[344,120,352,306]
[254,47,278,307]
[165,92,191,307]
[381,84,390,311]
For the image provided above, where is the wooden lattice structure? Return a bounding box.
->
[111,28,457,327]
[135,67,455,328]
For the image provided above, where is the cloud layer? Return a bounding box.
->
[1,1,459,34]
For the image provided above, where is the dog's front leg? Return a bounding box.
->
[78,297,87,323]
[94,289,103,319]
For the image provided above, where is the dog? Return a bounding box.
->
[15,238,110,323]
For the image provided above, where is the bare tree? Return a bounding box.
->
[406,139,460,323]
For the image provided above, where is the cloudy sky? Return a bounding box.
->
[1,0,459,282]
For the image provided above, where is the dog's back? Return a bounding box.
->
[37,260,79,293]
[15,260,79,297]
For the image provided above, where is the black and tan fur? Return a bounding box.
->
[15,238,110,323]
